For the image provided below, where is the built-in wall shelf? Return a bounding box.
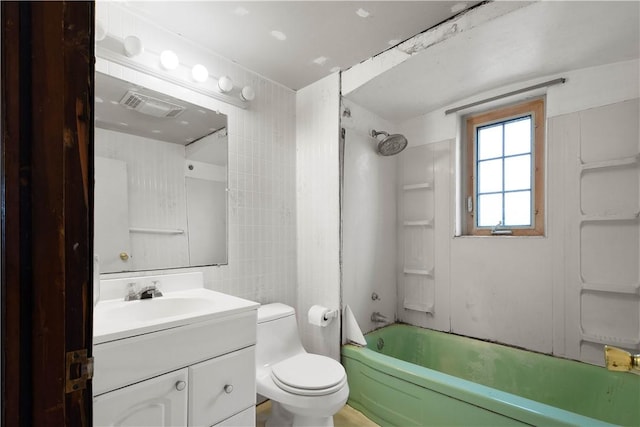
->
[581,212,640,223]
[579,153,639,172]
[403,268,434,277]
[129,227,185,235]
[403,182,433,191]
[581,281,640,295]
[403,220,433,227]
[404,301,434,314]
[581,332,640,348]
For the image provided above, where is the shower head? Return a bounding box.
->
[371,130,408,156]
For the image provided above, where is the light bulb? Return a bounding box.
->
[191,64,208,83]
[160,50,179,70]
[124,36,143,57]
[217,76,234,93]
[95,20,107,42]
[241,86,255,101]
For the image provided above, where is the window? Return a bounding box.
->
[465,98,544,236]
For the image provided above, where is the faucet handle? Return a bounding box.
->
[125,282,138,301]
[151,280,163,297]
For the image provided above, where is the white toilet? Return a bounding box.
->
[256,303,349,427]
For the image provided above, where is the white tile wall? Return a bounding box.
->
[296,73,341,360]
[96,2,297,307]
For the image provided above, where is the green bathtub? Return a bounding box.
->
[341,324,639,426]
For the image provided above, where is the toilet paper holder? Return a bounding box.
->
[323,309,338,321]
[308,305,339,327]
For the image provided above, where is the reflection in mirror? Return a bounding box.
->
[94,72,228,273]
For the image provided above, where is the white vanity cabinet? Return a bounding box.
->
[93,281,259,427]
[94,346,255,427]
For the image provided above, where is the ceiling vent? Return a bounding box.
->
[119,91,185,118]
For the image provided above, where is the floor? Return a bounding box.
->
[256,400,379,427]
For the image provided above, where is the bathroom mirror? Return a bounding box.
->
[94,71,228,273]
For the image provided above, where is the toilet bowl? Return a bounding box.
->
[256,303,349,427]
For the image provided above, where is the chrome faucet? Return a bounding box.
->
[125,281,163,301]
[371,312,388,323]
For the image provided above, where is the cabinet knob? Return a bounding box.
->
[223,384,233,394]
[175,381,186,391]
[119,252,129,261]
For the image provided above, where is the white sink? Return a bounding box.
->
[94,276,259,344]
[99,296,214,322]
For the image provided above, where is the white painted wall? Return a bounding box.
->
[395,60,640,359]
[296,73,341,360]
[97,2,298,308]
[341,99,397,337]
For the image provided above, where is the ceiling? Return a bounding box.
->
[120,1,480,90]
[346,1,640,121]
[111,1,639,123]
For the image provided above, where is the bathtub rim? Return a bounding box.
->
[342,342,617,427]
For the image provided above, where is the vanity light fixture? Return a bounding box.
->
[96,31,253,108]
[191,64,209,83]
[217,76,234,93]
[160,50,179,70]
[240,86,256,102]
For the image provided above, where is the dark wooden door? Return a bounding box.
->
[2,2,94,425]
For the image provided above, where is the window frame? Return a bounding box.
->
[465,98,545,236]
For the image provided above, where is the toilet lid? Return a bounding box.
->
[270,354,346,396]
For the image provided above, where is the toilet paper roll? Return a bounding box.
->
[308,305,331,327]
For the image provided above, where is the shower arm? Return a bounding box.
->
[371,129,389,138]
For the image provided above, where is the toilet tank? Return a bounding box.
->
[256,303,306,369]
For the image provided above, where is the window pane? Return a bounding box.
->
[478,193,502,227]
[478,158,503,193]
[504,117,531,156]
[477,124,503,160]
[504,154,531,191]
[504,191,531,226]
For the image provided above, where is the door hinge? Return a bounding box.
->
[65,349,93,393]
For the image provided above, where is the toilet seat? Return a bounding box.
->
[270,353,347,396]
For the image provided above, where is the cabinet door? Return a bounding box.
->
[94,368,188,427]
[189,346,255,426]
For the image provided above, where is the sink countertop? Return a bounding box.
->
[94,287,259,344]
